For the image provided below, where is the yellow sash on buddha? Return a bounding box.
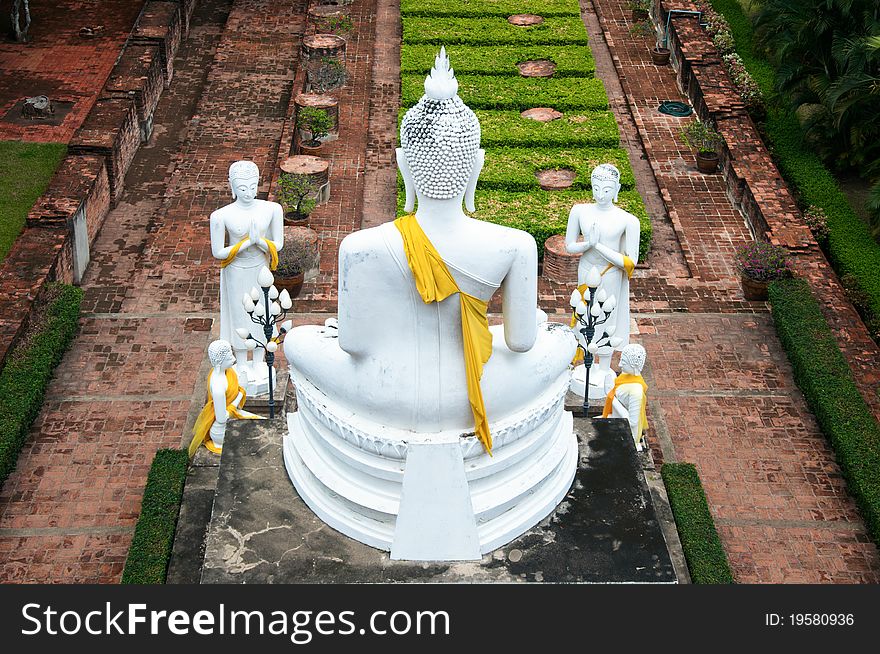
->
[188,368,261,457]
[394,215,495,455]
[601,373,648,447]
[569,256,635,364]
[220,237,279,271]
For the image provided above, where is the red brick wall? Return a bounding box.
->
[105,44,165,142]
[132,1,183,87]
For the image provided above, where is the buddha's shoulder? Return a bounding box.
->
[469,219,536,247]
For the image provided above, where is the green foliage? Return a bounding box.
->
[400,0,581,18]
[707,0,880,331]
[296,106,334,144]
[402,17,589,46]
[475,110,620,149]
[401,44,595,77]
[275,173,317,216]
[0,283,82,487]
[679,119,722,155]
[0,141,67,262]
[733,240,792,281]
[401,74,609,111]
[661,463,735,584]
[121,449,189,584]
[398,188,651,260]
[476,146,636,192]
[768,279,880,544]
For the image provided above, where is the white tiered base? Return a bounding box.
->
[283,372,578,561]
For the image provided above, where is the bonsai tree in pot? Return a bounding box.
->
[274,236,312,299]
[297,106,334,155]
[680,119,722,173]
[307,57,348,93]
[734,240,792,300]
[627,0,652,21]
[276,172,318,226]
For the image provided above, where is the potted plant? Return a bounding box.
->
[275,237,312,299]
[276,172,318,226]
[307,57,348,93]
[627,0,651,22]
[650,41,671,65]
[296,105,334,155]
[734,241,792,300]
[680,119,722,173]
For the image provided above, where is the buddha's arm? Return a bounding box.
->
[269,202,284,250]
[210,212,251,259]
[564,207,591,254]
[211,379,229,425]
[593,214,641,269]
[336,238,366,355]
[616,388,643,440]
[501,233,538,352]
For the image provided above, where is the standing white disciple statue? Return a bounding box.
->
[210,161,284,396]
[565,163,640,399]
[283,48,578,561]
[601,343,649,452]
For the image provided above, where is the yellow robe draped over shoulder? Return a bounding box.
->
[600,373,649,447]
[394,215,495,455]
[188,368,261,457]
[220,237,279,271]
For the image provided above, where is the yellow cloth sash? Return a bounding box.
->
[188,368,261,457]
[569,256,635,364]
[394,215,494,455]
[220,237,279,271]
[601,373,648,447]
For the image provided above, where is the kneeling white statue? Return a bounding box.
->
[283,49,578,560]
[601,344,649,452]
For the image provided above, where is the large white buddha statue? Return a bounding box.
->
[283,49,578,561]
[210,161,284,396]
[565,163,641,399]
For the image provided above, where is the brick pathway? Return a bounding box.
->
[0,0,145,143]
[588,0,880,582]
[0,0,307,583]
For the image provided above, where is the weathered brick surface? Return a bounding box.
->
[132,1,183,87]
[69,97,141,207]
[104,43,166,141]
[0,1,147,143]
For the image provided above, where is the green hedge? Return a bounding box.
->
[401,44,595,77]
[0,142,67,263]
[121,448,189,584]
[401,74,609,111]
[400,0,581,17]
[768,279,880,544]
[403,17,589,46]
[398,188,652,260]
[661,462,735,584]
[477,146,636,192]
[476,110,620,149]
[708,0,880,329]
[0,283,82,487]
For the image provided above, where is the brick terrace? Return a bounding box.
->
[0,0,146,143]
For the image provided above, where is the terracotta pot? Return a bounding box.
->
[650,47,670,65]
[299,141,323,156]
[631,9,649,21]
[275,272,305,299]
[696,151,719,173]
[284,210,310,227]
[741,274,769,301]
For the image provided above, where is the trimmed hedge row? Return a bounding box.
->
[400,0,582,17]
[401,44,595,77]
[402,17,590,46]
[478,146,636,192]
[475,110,620,149]
[708,0,880,329]
[398,187,651,261]
[768,279,880,544]
[401,74,609,111]
[0,283,82,488]
[121,448,189,584]
[661,462,735,584]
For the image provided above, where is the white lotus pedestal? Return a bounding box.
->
[282,370,577,561]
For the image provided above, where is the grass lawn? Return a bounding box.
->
[0,141,67,263]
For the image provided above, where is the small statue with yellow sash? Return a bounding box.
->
[189,339,262,457]
[210,160,283,396]
[601,343,649,452]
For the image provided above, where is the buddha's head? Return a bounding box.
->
[208,339,236,370]
[590,163,621,208]
[397,48,485,212]
[619,343,647,376]
[229,160,260,205]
